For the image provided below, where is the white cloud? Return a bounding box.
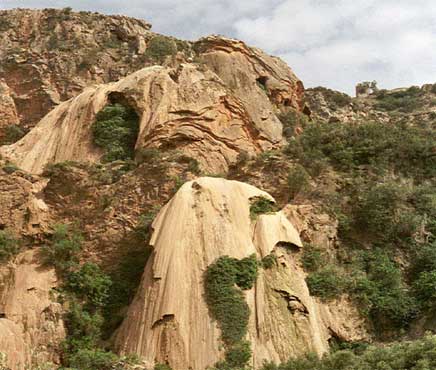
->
[1,0,436,94]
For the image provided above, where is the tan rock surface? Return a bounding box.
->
[0,169,50,236]
[0,249,65,369]
[0,81,19,137]
[1,63,286,174]
[114,177,365,369]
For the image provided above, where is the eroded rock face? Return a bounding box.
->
[0,249,65,370]
[0,8,152,129]
[0,168,50,236]
[0,81,19,139]
[1,63,286,174]
[114,177,365,369]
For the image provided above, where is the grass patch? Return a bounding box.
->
[0,230,19,263]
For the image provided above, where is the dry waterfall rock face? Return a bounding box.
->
[0,250,65,370]
[1,62,291,174]
[114,177,365,369]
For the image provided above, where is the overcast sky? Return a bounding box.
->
[2,0,436,95]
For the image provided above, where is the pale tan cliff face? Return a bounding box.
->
[0,250,65,370]
[0,82,19,138]
[0,63,287,174]
[114,177,366,369]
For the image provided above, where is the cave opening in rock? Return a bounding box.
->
[256,76,268,91]
[91,93,140,162]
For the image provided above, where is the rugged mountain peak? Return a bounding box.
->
[114,177,364,369]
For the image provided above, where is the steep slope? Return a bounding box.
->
[114,177,365,369]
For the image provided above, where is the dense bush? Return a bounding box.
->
[65,263,112,308]
[67,348,117,370]
[92,103,139,162]
[285,120,435,180]
[0,230,19,262]
[301,245,326,271]
[41,224,83,275]
[351,250,418,327]
[0,124,25,145]
[145,35,177,63]
[306,267,345,300]
[375,87,424,112]
[205,255,259,369]
[249,197,278,220]
[278,110,309,138]
[287,164,310,200]
[260,334,436,370]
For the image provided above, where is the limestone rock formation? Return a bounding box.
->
[1,62,289,174]
[0,167,51,236]
[0,81,19,138]
[0,8,152,129]
[0,250,65,370]
[114,177,365,369]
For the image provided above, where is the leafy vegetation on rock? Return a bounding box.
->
[205,255,258,369]
[0,230,19,262]
[260,334,436,370]
[145,35,177,63]
[92,103,139,162]
[249,197,278,220]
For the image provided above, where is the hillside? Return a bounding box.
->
[0,8,435,370]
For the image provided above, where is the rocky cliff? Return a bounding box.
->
[0,7,434,370]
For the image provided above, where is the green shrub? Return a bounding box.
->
[2,162,19,174]
[306,267,345,300]
[235,254,258,290]
[145,35,177,63]
[249,197,277,220]
[67,349,117,370]
[413,271,436,306]
[63,301,103,354]
[260,335,436,370]
[224,340,252,368]
[261,254,277,269]
[0,230,18,262]
[285,120,435,179]
[351,250,418,327]
[301,245,326,271]
[65,263,112,308]
[41,224,83,275]
[92,103,139,162]
[135,147,162,164]
[205,255,259,368]
[0,124,25,145]
[287,164,310,199]
[177,155,201,174]
[278,111,309,138]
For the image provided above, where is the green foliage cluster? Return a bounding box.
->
[306,267,346,300]
[41,224,122,369]
[285,120,435,180]
[0,230,19,262]
[301,245,326,271]
[350,250,418,327]
[278,110,309,138]
[287,164,310,200]
[205,255,258,369]
[42,224,83,275]
[375,87,425,112]
[176,154,201,174]
[260,334,436,370]
[0,124,25,145]
[249,197,278,220]
[92,103,139,162]
[315,87,353,109]
[261,254,277,269]
[145,35,177,63]
[2,162,19,174]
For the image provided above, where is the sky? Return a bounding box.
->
[1,0,436,95]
